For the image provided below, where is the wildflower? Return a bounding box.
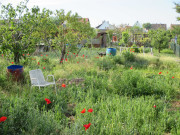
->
[27,54,29,56]
[73,53,75,55]
[23,54,25,56]
[86,56,87,58]
[82,54,84,57]
[38,62,40,65]
[153,105,156,108]
[67,54,69,56]
[2,54,3,57]
[43,67,45,69]
[96,57,99,58]
[172,76,174,79]
[46,55,48,56]
[11,62,14,64]
[77,61,79,63]
[62,58,64,60]
[41,55,43,56]
[81,108,86,113]
[132,51,134,52]
[65,58,67,61]
[158,72,162,75]
[34,59,36,60]
[32,58,33,60]
[62,84,66,88]
[45,98,51,104]
[0,116,7,123]
[68,51,69,52]
[88,108,93,113]
[84,123,91,131]
[60,61,63,63]
[167,72,168,73]
[130,67,133,70]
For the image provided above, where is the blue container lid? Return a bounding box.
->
[7,65,23,70]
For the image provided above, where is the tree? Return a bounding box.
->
[35,8,57,51]
[119,31,130,46]
[52,10,95,64]
[175,3,180,21]
[143,23,152,30]
[148,29,170,53]
[0,1,40,63]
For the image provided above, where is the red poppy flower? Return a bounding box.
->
[62,58,64,60]
[27,54,29,56]
[45,98,51,104]
[23,54,25,56]
[167,72,168,73]
[84,123,91,131]
[38,62,40,65]
[172,76,174,79]
[73,53,75,55]
[82,54,84,57]
[86,56,87,58]
[62,84,66,88]
[43,67,45,69]
[158,72,162,75]
[32,58,33,60]
[77,61,79,63]
[153,105,156,108]
[60,61,63,63]
[46,55,48,56]
[96,57,99,58]
[68,51,69,52]
[11,62,14,64]
[81,108,86,113]
[130,67,133,70]
[2,54,3,57]
[67,54,69,56]
[65,58,67,61]
[88,108,93,113]
[0,116,7,123]
[34,59,36,60]
[132,51,134,52]
[41,55,43,56]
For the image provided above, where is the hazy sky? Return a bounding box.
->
[0,0,180,28]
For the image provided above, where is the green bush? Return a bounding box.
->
[122,51,135,62]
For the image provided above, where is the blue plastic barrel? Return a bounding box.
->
[7,65,24,81]
[106,48,116,56]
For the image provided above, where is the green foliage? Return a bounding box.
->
[148,29,170,53]
[143,23,152,30]
[122,50,135,62]
[140,37,151,47]
[119,31,130,46]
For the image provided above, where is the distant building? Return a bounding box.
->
[151,24,167,30]
[95,20,116,48]
[170,24,180,30]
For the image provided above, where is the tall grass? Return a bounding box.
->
[0,48,180,134]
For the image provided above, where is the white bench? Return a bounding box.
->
[29,69,57,94]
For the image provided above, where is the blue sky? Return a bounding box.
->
[0,0,180,28]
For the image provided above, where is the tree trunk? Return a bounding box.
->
[159,48,161,53]
[60,44,66,64]
[14,52,20,64]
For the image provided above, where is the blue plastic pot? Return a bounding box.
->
[7,65,24,81]
[106,48,116,56]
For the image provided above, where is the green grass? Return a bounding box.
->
[0,47,180,135]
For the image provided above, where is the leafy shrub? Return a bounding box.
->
[122,51,135,62]
[96,57,116,71]
[112,55,124,65]
[161,49,174,54]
